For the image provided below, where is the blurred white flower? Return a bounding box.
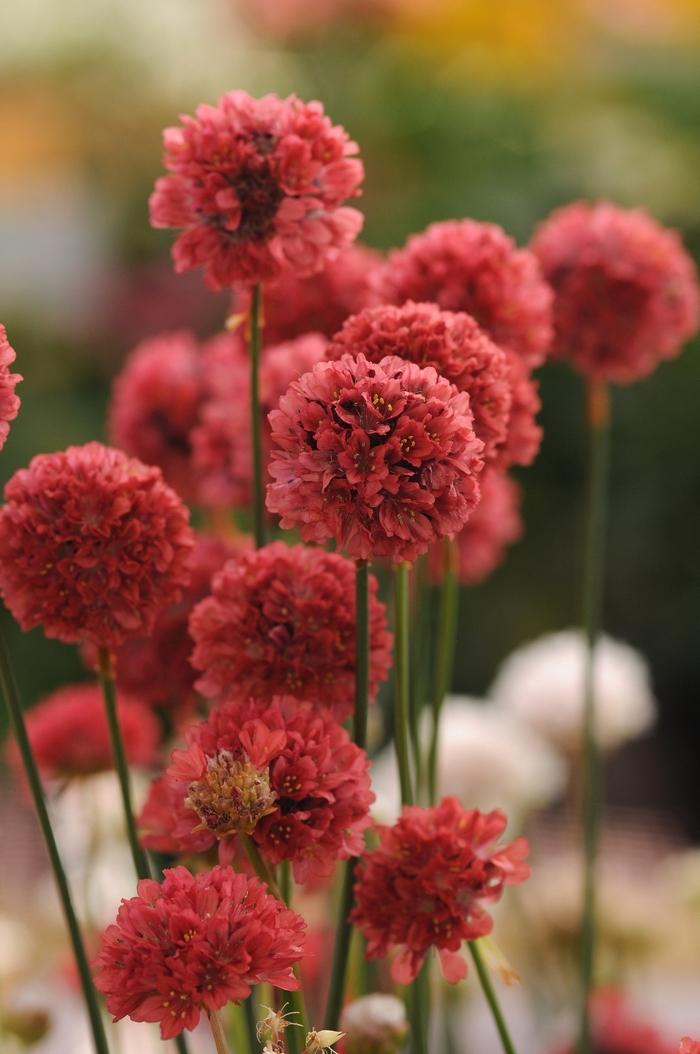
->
[489,630,657,752]
[341,993,408,1054]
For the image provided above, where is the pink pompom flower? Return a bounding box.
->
[0,325,21,450]
[266,353,484,563]
[0,443,194,648]
[351,797,529,985]
[189,541,392,719]
[150,92,364,290]
[531,200,700,383]
[93,865,305,1040]
[140,696,374,884]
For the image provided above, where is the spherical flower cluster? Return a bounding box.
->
[553,991,676,1054]
[93,865,305,1039]
[0,325,21,450]
[327,302,511,462]
[150,91,364,289]
[189,542,392,719]
[490,630,657,752]
[341,994,408,1054]
[427,469,522,585]
[0,443,194,648]
[9,683,159,782]
[351,797,529,984]
[140,696,374,883]
[531,201,700,383]
[260,333,328,416]
[266,353,484,563]
[497,354,542,467]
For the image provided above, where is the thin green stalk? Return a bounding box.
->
[97,648,150,881]
[279,859,292,906]
[577,379,611,1054]
[427,539,459,805]
[469,941,518,1054]
[0,627,111,1054]
[324,559,370,1029]
[241,833,281,899]
[393,562,414,806]
[241,997,258,1054]
[409,960,429,1054]
[409,557,429,797]
[249,282,266,548]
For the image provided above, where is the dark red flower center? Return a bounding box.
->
[232,161,284,242]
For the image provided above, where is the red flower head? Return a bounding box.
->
[8,683,159,782]
[93,865,305,1040]
[260,333,329,415]
[680,1041,700,1054]
[0,443,194,648]
[0,325,21,450]
[150,91,364,290]
[140,696,374,883]
[553,990,677,1054]
[497,353,542,468]
[378,219,553,369]
[531,201,700,383]
[266,353,484,563]
[428,469,522,586]
[351,797,529,984]
[189,541,392,719]
[327,302,511,463]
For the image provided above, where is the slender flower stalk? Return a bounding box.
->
[0,627,111,1054]
[248,283,266,548]
[409,557,429,796]
[427,538,459,804]
[393,563,414,806]
[97,647,151,881]
[468,941,518,1054]
[577,379,611,1054]
[409,963,430,1054]
[208,1009,232,1054]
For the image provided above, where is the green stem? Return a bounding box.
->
[249,282,266,549]
[409,960,429,1054]
[409,557,429,797]
[97,648,150,881]
[241,834,281,899]
[279,859,292,906]
[577,379,611,1054]
[174,1034,190,1054]
[393,562,414,806]
[324,558,370,1029]
[427,539,459,805]
[241,997,258,1054]
[0,627,111,1054]
[469,941,518,1054]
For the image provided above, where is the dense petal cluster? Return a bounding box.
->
[531,201,700,383]
[150,91,364,289]
[190,542,392,718]
[0,325,22,450]
[0,443,194,647]
[9,683,159,782]
[141,696,374,883]
[428,470,522,585]
[93,865,305,1039]
[351,797,529,984]
[327,302,511,462]
[266,353,484,563]
[553,991,676,1054]
[260,333,328,416]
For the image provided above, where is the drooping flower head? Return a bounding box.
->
[326,302,511,462]
[266,353,484,563]
[189,542,392,719]
[93,865,305,1040]
[140,696,374,884]
[552,990,677,1054]
[150,91,364,290]
[351,796,529,984]
[531,201,700,383]
[0,443,194,648]
[8,683,159,783]
[0,325,21,450]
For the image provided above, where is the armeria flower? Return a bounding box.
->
[497,351,542,468]
[189,542,392,718]
[326,302,511,462]
[0,443,194,648]
[378,219,553,369]
[266,354,484,563]
[552,990,676,1054]
[0,325,21,450]
[140,696,374,883]
[150,91,364,290]
[260,333,328,416]
[531,200,700,383]
[427,469,522,585]
[351,796,529,984]
[93,865,305,1040]
[8,683,159,782]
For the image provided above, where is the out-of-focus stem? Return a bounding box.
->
[393,562,414,806]
[208,1009,232,1054]
[469,941,518,1054]
[249,283,266,548]
[427,538,458,805]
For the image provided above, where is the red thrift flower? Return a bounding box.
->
[327,302,511,463]
[351,797,529,984]
[266,353,484,563]
[531,200,700,383]
[0,443,194,648]
[150,92,364,290]
[141,696,374,883]
[0,325,21,450]
[495,352,542,468]
[189,541,392,718]
[93,865,305,1040]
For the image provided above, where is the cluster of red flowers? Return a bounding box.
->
[0,325,21,450]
